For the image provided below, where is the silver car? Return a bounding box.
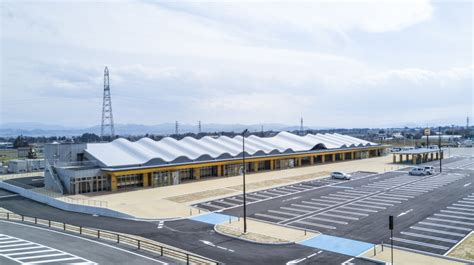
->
[424,166,435,175]
[409,167,427,176]
[331,171,351,180]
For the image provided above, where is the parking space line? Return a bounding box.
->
[418,222,472,231]
[410,226,466,237]
[217,200,237,207]
[291,204,321,210]
[447,207,474,212]
[301,201,331,207]
[392,237,449,250]
[226,197,242,203]
[254,213,287,221]
[453,203,474,208]
[327,194,358,199]
[363,197,401,203]
[310,198,338,204]
[329,209,368,216]
[17,253,68,260]
[320,196,347,201]
[339,206,378,213]
[319,213,358,220]
[358,200,393,206]
[307,217,348,225]
[268,210,299,217]
[427,217,474,226]
[295,220,336,230]
[375,195,408,200]
[458,200,474,204]
[260,191,283,197]
[400,232,458,243]
[280,207,310,213]
[434,213,474,221]
[382,193,413,199]
[350,203,385,209]
[440,210,474,216]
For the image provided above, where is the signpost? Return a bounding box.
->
[389,215,394,265]
[424,128,430,147]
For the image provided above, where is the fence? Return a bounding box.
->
[0,212,219,265]
[34,188,108,208]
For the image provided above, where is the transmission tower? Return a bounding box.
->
[175,121,179,135]
[101,67,115,139]
[198,121,202,134]
[300,117,304,135]
[467,116,470,129]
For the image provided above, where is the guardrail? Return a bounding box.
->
[0,212,219,265]
[33,188,108,208]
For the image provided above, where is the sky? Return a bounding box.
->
[0,0,472,129]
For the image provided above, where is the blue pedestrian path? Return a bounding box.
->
[190,212,237,225]
[299,234,374,257]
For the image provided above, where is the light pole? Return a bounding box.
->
[242,129,248,233]
[439,126,442,173]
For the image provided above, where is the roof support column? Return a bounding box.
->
[310,156,314,165]
[143,173,149,187]
[253,162,259,172]
[217,165,223,176]
[110,174,117,192]
[321,155,325,163]
[341,153,345,161]
[193,168,201,180]
[270,159,274,170]
[332,153,336,162]
[393,154,396,163]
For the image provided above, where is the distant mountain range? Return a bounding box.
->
[0,122,328,137]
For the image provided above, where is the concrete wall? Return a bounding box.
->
[0,181,133,219]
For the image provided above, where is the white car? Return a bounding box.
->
[331,172,351,180]
[409,167,427,176]
[424,166,435,175]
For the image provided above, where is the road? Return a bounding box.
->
[0,220,175,264]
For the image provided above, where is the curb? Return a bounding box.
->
[213,224,294,246]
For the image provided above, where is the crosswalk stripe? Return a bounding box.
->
[400,232,458,243]
[427,217,474,226]
[16,253,68,260]
[410,226,466,237]
[418,222,472,231]
[320,196,347,201]
[392,237,449,250]
[217,200,237,207]
[0,240,22,245]
[0,246,45,253]
[310,198,338,204]
[458,200,474,204]
[28,257,83,264]
[0,243,34,249]
[254,213,287,221]
[296,220,336,230]
[7,249,56,256]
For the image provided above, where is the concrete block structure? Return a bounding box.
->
[44,132,386,194]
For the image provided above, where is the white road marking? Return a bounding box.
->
[358,200,393,206]
[329,209,368,216]
[295,220,336,230]
[453,203,474,208]
[400,232,458,243]
[410,226,466,237]
[447,207,474,212]
[254,213,287,221]
[349,203,385,209]
[280,207,311,213]
[397,209,413,217]
[319,213,358,220]
[291,204,320,210]
[283,196,301,202]
[199,240,234,253]
[268,210,300,217]
[418,222,472,231]
[307,217,348,225]
[434,214,474,221]
[392,237,449,250]
[364,197,401,204]
[340,206,377,213]
[0,194,18,199]
[440,210,474,216]
[427,217,474,226]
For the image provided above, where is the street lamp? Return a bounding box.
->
[242,129,248,233]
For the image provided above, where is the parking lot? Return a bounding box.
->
[194,156,473,257]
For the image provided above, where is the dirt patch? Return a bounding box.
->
[228,171,330,191]
[448,233,474,261]
[165,188,235,203]
[216,224,289,244]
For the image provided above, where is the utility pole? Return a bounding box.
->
[242,129,248,233]
[101,67,115,140]
[439,126,442,173]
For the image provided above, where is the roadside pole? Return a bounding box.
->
[242,129,248,233]
[438,126,442,173]
[389,215,394,265]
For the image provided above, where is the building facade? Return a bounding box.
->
[44,132,386,194]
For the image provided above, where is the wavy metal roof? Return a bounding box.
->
[85,131,378,167]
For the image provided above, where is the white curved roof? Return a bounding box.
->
[85,131,378,167]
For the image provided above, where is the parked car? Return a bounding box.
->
[331,171,351,180]
[390,147,401,152]
[424,166,435,175]
[409,167,428,176]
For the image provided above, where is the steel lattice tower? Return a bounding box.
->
[101,67,115,139]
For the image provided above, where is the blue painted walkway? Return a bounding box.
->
[299,234,374,257]
[190,212,237,225]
